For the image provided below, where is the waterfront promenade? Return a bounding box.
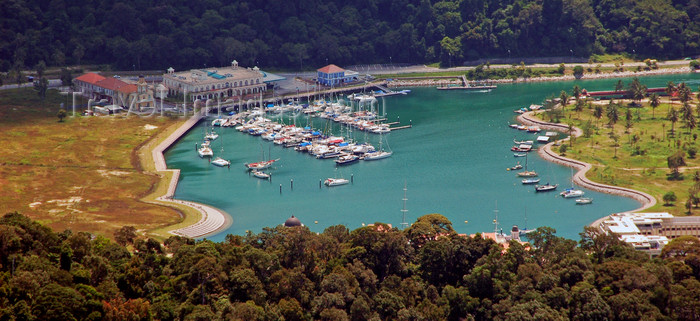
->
[150,113,232,238]
[517,111,657,228]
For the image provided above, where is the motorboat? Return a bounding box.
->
[335,154,359,166]
[252,170,270,179]
[514,153,527,157]
[576,197,593,205]
[560,188,585,198]
[508,163,523,171]
[535,183,558,192]
[514,139,534,145]
[211,157,230,167]
[205,131,219,140]
[324,178,350,186]
[522,178,540,184]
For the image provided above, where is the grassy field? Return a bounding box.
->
[533,93,700,216]
[0,87,187,239]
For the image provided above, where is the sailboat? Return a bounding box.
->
[560,167,584,198]
[245,145,279,170]
[211,132,230,167]
[363,131,392,161]
[517,153,537,177]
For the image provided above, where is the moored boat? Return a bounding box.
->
[324,178,350,186]
[245,159,279,170]
[522,178,540,184]
[517,170,538,177]
[252,170,270,179]
[513,153,527,157]
[211,157,230,167]
[335,154,360,166]
[535,183,558,192]
[560,188,585,198]
[363,150,392,161]
[575,197,593,205]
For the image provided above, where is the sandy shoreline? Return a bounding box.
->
[516,112,657,227]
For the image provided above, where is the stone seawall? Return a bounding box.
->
[517,112,657,216]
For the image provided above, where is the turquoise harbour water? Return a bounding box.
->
[165,73,700,241]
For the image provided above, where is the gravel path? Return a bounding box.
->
[150,114,232,238]
[516,112,657,228]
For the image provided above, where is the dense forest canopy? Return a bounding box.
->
[1,212,700,320]
[1,0,699,72]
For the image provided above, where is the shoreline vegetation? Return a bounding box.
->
[386,66,692,87]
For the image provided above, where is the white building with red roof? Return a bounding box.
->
[74,73,154,110]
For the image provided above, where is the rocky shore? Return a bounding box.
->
[388,66,691,87]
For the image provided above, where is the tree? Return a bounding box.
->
[668,106,680,137]
[668,151,686,180]
[114,226,137,246]
[35,61,46,79]
[557,63,565,74]
[57,109,67,122]
[593,105,603,127]
[606,104,619,130]
[572,85,581,99]
[560,90,569,107]
[666,81,677,97]
[615,80,624,92]
[663,191,678,205]
[678,82,692,105]
[649,93,660,119]
[573,65,584,79]
[627,78,646,106]
[60,68,72,87]
[34,77,48,101]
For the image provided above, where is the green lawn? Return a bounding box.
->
[534,95,700,215]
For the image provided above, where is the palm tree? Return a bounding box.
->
[606,104,619,132]
[615,80,624,92]
[560,90,569,107]
[649,93,660,119]
[574,99,585,117]
[627,77,647,106]
[593,105,603,127]
[678,82,691,104]
[572,85,581,99]
[666,81,676,97]
[568,122,575,146]
[668,106,679,136]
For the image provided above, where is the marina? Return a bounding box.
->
[164,74,700,241]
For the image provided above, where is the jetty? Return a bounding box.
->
[437,75,497,90]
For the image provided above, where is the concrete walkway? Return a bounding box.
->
[150,113,232,238]
[517,112,657,224]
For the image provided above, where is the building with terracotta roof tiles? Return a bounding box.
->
[74,72,106,97]
[162,60,266,101]
[316,64,359,86]
[74,73,154,110]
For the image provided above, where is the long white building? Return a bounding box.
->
[163,60,266,101]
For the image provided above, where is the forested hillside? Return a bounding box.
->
[1,212,699,320]
[1,0,699,72]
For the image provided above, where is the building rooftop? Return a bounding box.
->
[164,65,262,85]
[260,70,286,83]
[75,73,106,84]
[317,64,345,74]
[94,78,131,92]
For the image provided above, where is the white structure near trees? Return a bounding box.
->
[162,60,266,101]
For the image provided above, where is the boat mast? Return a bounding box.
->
[493,200,500,238]
[400,181,408,229]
